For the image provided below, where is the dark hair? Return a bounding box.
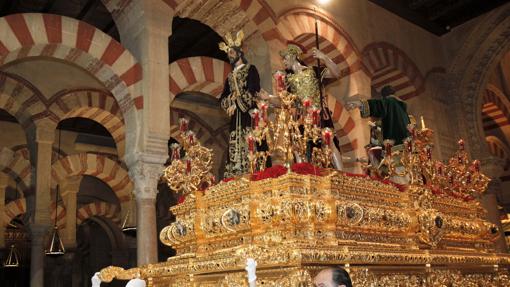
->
[331,268,352,287]
[381,85,395,98]
[231,46,248,64]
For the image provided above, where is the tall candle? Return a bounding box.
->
[171,143,181,161]
[259,101,268,121]
[246,134,255,152]
[458,139,465,151]
[323,128,332,146]
[312,107,320,126]
[187,131,195,145]
[179,118,189,132]
[420,116,426,130]
[303,97,312,109]
[274,71,286,92]
[250,109,260,129]
[186,159,192,174]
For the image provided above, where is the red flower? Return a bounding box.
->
[251,165,288,181]
[290,162,323,176]
[177,195,186,204]
[222,177,235,183]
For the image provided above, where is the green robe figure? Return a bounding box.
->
[349,85,410,145]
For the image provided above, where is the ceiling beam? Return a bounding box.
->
[77,0,99,20]
[104,19,116,34]
[427,0,472,21]
[368,0,447,35]
[41,0,57,13]
[0,0,19,17]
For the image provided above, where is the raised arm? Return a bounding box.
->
[312,47,341,79]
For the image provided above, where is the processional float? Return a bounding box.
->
[97,77,510,286]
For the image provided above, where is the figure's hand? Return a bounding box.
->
[258,89,272,100]
[311,47,327,61]
[245,258,257,283]
[91,272,102,287]
[345,101,361,111]
[227,105,236,116]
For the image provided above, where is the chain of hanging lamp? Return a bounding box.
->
[45,128,65,256]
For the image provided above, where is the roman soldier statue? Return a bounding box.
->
[276,43,344,170]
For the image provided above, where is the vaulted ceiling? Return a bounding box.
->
[369,0,509,35]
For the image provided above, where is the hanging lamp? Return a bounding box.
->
[121,193,136,236]
[3,244,20,268]
[45,128,65,256]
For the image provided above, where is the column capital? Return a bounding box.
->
[0,172,9,186]
[59,176,82,197]
[128,160,163,200]
[27,120,57,144]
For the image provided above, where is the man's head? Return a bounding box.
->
[280,43,304,70]
[227,47,246,66]
[381,85,395,98]
[218,30,246,66]
[313,268,352,287]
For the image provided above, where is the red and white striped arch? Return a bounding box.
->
[51,153,133,205]
[0,14,143,113]
[362,42,425,100]
[277,9,364,79]
[0,147,31,192]
[47,89,126,157]
[169,57,231,102]
[0,72,42,127]
[77,201,120,225]
[481,85,510,132]
[2,198,26,227]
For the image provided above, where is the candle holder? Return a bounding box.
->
[163,119,214,197]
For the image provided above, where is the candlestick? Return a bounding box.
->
[170,143,181,161]
[274,71,286,92]
[187,131,195,145]
[249,109,260,129]
[246,133,255,152]
[179,118,189,132]
[258,101,268,121]
[186,159,192,174]
[458,139,465,151]
[323,128,332,146]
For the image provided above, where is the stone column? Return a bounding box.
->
[0,173,8,248]
[114,0,172,144]
[29,224,49,287]
[481,156,508,252]
[60,176,81,249]
[27,121,56,287]
[129,161,162,265]
[113,0,172,266]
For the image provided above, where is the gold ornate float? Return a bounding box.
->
[98,92,509,286]
[99,162,509,286]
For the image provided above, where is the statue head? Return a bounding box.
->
[280,42,305,71]
[381,85,396,98]
[219,30,247,66]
